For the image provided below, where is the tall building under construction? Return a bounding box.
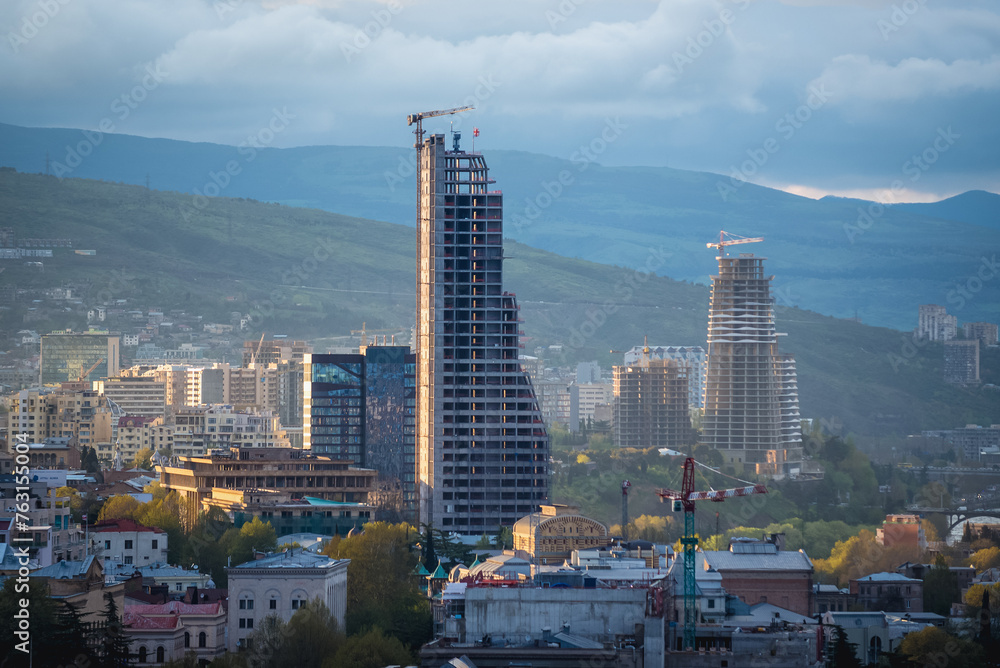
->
[416,132,549,534]
[702,253,802,476]
[613,356,693,449]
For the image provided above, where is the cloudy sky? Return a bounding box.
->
[2,0,998,201]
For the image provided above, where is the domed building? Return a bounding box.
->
[512,504,612,565]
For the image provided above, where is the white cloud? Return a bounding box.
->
[810,54,1000,102]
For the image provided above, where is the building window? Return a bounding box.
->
[239,618,246,629]
[104,540,111,550]
[292,599,301,610]
[199,631,206,648]
[270,599,277,610]
[156,647,164,662]
[184,632,190,648]
[124,540,133,550]
[247,618,254,629]
[906,599,911,609]
[124,556,133,565]
[176,582,183,591]
[152,540,158,549]
[708,599,716,609]
[138,647,147,662]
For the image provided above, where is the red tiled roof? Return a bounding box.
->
[122,612,179,630]
[92,518,165,534]
[118,416,158,429]
[126,601,222,616]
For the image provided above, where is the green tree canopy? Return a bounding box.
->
[324,522,431,647]
[897,626,984,668]
[97,495,142,523]
[131,446,154,470]
[970,546,1000,573]
[329,627,412,668]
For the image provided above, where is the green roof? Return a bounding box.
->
[413,562,430,576]
[429,559,448,579]
[302,496,366,507]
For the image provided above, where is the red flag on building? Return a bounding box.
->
[473,128,480,137]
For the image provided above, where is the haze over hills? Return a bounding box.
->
[1,122,997,332]
[1,169,998,442]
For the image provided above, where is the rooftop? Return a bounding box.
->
[230,548,344,570]
[126,600,222,616]
[31,556,98,579]
[702,549,813,572]
[855,572,921,583]
[92,518,166,534]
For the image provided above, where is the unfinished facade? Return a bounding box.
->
[613,357,693,449]
[416,133,548,534]
[702,254,802,476]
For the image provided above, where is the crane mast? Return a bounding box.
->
[657,457,767,651]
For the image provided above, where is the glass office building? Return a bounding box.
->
[40,331,120,385]
[304,346,416,517]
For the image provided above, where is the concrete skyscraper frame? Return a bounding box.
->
[415,132,549,534]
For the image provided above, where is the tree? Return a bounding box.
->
[97,494,142,523]
[138,491,186,564]
[419,524,437,572]
[131,446,154,470]
[0,578,62,667]
[279,599,344,667]
[813,530,921,587]
[923,555,959,616]
[329,627,412,668]
[99,592,132,668]
[970,546,1000,573]
[965,582,1000,610]
[245,614,287,668]
[325,522,432,648]
[828,625,861,668]
[182,507,234,584]
[52,600,92,664]
[896,626,983,668]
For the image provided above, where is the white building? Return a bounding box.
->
[917,305,957,342]
[92,518,168,566]
[226,548,349,652]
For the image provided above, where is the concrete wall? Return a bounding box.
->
[465,587,646,643]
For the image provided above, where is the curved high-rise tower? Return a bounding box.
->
[416,133,549,533]
[701,254,802,477]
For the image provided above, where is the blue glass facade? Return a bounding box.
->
[304,347,416,519]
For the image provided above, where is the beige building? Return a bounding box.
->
[513,504,611,565]
[158,446,376,529]
[8,386,114,447]
[97,375,167,418]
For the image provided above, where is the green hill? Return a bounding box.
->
[2,122,998,331]
[1,169,997,440]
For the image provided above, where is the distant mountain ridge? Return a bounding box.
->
[1,170,998,439]
[1,121,997,331]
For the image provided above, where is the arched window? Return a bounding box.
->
[156,646,165,662]
[138,647,147,662]
[199,631,207,648]
[184,631,190,648]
